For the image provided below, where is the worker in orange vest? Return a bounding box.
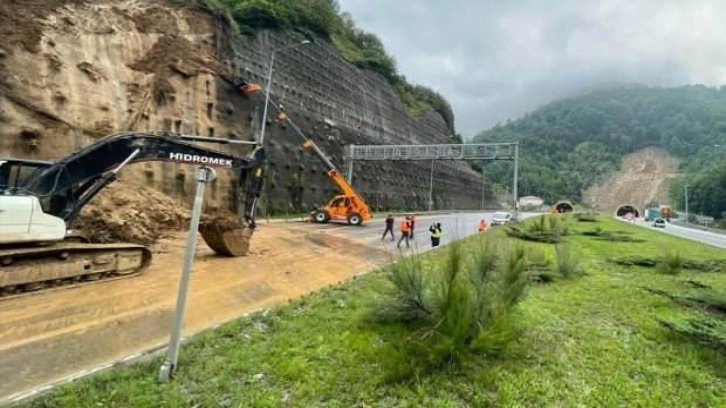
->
[397,217,411,249]
[478,219,488,232]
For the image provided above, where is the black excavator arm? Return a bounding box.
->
[8,131,265,228]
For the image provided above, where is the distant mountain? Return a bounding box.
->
[473,85,726,218]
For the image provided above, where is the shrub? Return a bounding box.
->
[555,243,581,279]
[524,246,556,283]
[372,238,528,374]
[506,215,568,243]
[657,251,684,275]
[643,281,726,354]
[580,228,645,242]
[611,256,726,272]
[574,212,599,222]
[505,226,561,243]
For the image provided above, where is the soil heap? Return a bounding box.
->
[71,181,191,245]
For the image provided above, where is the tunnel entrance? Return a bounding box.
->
[552,201,574,213]
[616,205,640,218]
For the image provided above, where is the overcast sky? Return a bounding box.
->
[338,0,726,138]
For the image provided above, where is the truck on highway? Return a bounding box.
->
[644,207,659,222]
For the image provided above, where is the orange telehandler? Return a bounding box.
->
[301,138,371,226]
[265,97,371,226]
[255,83,372,226]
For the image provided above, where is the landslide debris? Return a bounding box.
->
[583,147,679,211]
[0,0,87,54]
[71,181,191,245]
[128,34,226,105]
[72,180,255,256]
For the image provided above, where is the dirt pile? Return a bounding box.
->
[72,181,191,245]
[583,147,680,211]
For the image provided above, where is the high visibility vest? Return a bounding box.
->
[399,220,410,232]
[430,227,441,238]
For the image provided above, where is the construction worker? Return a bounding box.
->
[478,218,488,232]
[429,222,442,247]
[397,217,411,249]
[382,214,395,241]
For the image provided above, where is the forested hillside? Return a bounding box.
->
[474,85,726,219]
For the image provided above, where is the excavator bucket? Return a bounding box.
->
[198,217,255,257]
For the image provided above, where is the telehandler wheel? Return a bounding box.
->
[347,213,362,226]
[313,210,330,223]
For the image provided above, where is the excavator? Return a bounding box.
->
[0,131,265,298]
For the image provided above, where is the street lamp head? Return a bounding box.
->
[301,40,311,44]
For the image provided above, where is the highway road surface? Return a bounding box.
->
[313,211,539,253]
[633,218,726,249]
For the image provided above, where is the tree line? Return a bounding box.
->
[473,85,726,220]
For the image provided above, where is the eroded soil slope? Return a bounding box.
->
[583,147,680,211]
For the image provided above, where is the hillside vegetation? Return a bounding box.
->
[474,85,726,219]
[182,0,455,133]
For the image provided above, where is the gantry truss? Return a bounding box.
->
[341,142,520,216]
[343,142,517,162]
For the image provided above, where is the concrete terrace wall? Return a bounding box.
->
[231,30,493,212]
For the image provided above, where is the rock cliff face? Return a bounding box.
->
[0,0,493,217]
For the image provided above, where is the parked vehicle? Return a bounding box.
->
[491,211,511,226]
[652,218,666,228]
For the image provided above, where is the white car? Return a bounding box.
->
[652,218,666,228]
[491,211,512,226]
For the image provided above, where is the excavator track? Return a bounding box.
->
[0,242,152,300]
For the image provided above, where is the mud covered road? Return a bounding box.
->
[0,212,506,403]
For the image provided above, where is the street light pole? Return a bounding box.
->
[258,40,311,145]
